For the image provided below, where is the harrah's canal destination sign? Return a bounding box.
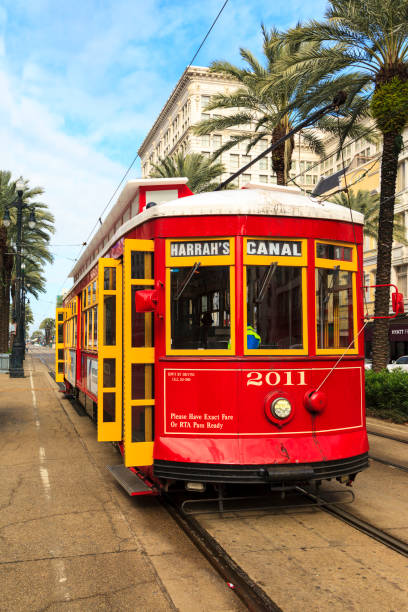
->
[170,239,302,257]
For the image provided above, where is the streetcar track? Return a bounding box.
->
[369,455,408,473]
[161,494,283,612]
[298,487,408,558]
[367,429,408,445]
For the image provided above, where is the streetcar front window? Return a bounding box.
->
[316,268,354,349]
[170,266,230,350]
[246,265,303,350]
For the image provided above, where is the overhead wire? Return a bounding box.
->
[54,0,230,297]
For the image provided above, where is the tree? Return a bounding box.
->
[149,152,227,192]
[331,190,407,244]
[193,26,339,185]
[40,317,55,346]
[279,0,408,370]
[31,330,44,343]
[0,172,55,352]
[0,172,15,352]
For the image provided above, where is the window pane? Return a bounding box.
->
[131,286,154,347]
[132,364,154,400]
[247,266,303,349]
[316,269,354,349]
[88,309,93,346]
[170,266,230,350]
[103,392,116,422]
[58,348,64,360]
[103,358,116,387]
[131,251,153,279]
[104,268,116,290]
[104,295,116,345]
[93,281,97,302]
[317,243,352,262]
[131,406,154,442]
[58,324,64,343]
[58,362,64,373]
[93,306,98,347]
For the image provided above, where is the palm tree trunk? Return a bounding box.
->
[0,226,12,353]
[372,131,400,371]
[272,125,287,185]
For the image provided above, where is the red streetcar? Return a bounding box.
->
[56,178,370,497]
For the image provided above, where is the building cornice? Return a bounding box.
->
[138,66,239,156]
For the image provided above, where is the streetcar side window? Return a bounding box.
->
[170,266,231,350]
[315,240,358,354]
[316,269,355,350]
[246,266,303,350]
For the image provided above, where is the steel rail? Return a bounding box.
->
[367,429,408,445]
[298,487,408,558]
[160,494,283,612]
[369,455,408,473]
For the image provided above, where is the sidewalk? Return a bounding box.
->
[0,356,241,612]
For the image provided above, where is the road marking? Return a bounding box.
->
[31,365,71,602]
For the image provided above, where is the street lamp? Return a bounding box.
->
[2,179,36,377]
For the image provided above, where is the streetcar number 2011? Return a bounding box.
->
[246,371,307,386]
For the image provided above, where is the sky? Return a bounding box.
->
[0,0,327,332]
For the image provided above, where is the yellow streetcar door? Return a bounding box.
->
[97,258,123,441]
[123,239,155,467]
[55,308,68,382]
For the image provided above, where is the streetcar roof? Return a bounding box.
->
[69,182,363,285]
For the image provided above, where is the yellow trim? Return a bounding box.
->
[123,238,155,467]
[315,270,358,355]
[165,263,236,356]
[243,266,308,356]
[166,237,235,267]
[243,237,307,267]
[97,258,123,442]
[315,240,357,271]
[55,308,68,382]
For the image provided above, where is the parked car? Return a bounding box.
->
[387,355,408,372]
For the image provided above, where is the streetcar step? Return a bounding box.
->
[107,465,155,496]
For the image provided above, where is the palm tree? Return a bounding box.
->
[149,152,227,192]
[331,190,407,243]
[0,172,55,352]
[278,0,408,370]
[193,26,344,186]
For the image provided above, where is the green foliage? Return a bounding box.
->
[371,77,408,134]
[31,330,44,342]
[331,189,407,244]
[149,152,227,192]
[365,369,408,423]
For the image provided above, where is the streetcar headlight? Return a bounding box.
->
[271,397,292,419]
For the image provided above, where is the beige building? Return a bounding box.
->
[138,66,321,191]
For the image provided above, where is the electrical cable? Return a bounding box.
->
[55,0,230,296]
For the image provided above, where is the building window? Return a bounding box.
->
[212,135,222,148]
[201,95,211,110]
[259,157,268,170]
[230,154,239,169]
[396,265,408,297]
[242,174,251,183]
[201,113,210,121]
[201,151,210,158]
[201,135,210,147]
[241,155,251,166]
[259,175,268,183]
